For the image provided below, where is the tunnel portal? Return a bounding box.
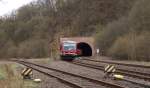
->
[77,42,92,56]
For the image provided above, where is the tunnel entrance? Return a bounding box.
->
[77,42,92,56]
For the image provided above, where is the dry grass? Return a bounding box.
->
[0,62,39,88]
[24,58,52,64]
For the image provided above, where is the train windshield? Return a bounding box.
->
[63,43,76,51]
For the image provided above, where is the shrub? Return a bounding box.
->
[95,17,130,55]
[108,31,150,61]
[96,0,150,61]
[129,0,150,32]
[135,31,150,60]
[17,39,49,58]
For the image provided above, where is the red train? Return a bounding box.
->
[60,41,81,60]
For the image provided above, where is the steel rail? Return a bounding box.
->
[81,59,150,69]
[18,61,83,88]
[71,61,150,87]
[72,61,150,80]
[15,60,126,88]
[80,59,150,77]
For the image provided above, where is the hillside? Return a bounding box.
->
[0,0,149,61]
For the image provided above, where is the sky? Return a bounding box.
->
[0,0,36,16]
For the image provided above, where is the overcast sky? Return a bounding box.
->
[0,0,36,16]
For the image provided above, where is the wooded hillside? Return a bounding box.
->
[0,0,149,61]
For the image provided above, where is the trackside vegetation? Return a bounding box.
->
[0,0,149,61]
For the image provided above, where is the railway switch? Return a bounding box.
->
[21,68,33,79]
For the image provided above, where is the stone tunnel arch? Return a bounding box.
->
[77,42,92,56]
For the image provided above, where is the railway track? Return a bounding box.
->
[72,61,150,81]
[17,61,83,88]
[80,59,150,77]
[14,60,126,88]
[81,58,150,69]
[71,60,150,87]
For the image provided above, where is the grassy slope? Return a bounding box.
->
[0,62,39,88]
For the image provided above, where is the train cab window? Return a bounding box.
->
[63,43,76,51]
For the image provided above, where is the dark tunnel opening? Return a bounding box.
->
[77,42,92,56]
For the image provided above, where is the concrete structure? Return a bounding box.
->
[60,37,95,56]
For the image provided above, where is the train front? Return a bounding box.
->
[60,41,81,60]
